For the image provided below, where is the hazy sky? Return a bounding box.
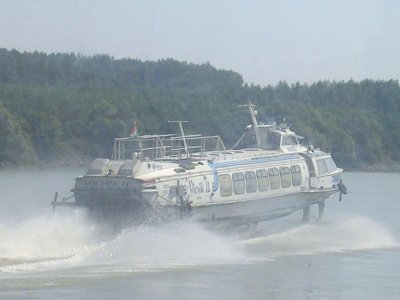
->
[0,0,399,85]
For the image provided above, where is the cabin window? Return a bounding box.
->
[325,157,337,172]
[280,166,291,188]
[233,172,245,195]
[265,133,281,150]
[316,159,329,175]
[245,171,257,193]
[290,165,302,186]
[256,169,269,191]
[219,174,232,197]
[268,168,280,190]
[282,135,298,146]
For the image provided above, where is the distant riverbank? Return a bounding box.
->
[354,162,400,173]
[2,159,400,173]
[0,158,90,169]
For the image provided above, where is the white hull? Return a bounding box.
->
[73,183,337,229]
[189,190,336,228]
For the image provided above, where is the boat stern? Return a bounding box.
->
[73,175,145,212]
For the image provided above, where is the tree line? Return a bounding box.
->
[1,48,399,169]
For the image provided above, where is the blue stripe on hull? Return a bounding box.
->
[208,153,301,169]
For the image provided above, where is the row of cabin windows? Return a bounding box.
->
[219,165,302,197]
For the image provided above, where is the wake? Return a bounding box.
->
[0,210,101,272]
[0,211,245,274]
[0,211,398,274]
[244,215,400,258]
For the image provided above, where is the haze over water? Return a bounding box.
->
[0,168,399,299]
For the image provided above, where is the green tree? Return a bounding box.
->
[0,103,36,163]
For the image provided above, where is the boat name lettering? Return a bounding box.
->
[84,179,130,188]
[187,180,211,194]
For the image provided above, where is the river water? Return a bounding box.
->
[0,168,399,299]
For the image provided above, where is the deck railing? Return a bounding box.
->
[112,134,226,161]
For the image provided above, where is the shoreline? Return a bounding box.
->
[0,159,90,169]
[350,164,400,173]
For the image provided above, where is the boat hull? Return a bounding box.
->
[189,189,337,229]
[72,175,337,228]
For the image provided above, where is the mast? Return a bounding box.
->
[169,120,189,157]
[239,101,261,147]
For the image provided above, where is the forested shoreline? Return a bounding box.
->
[1,48,400,170]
